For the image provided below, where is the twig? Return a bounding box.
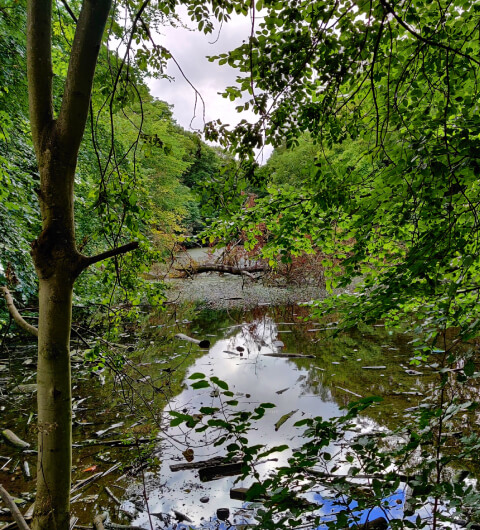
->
[104,486,121,506]
[0,484,31,530]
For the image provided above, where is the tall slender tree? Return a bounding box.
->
[3,2,240,528]
[26,2,138,528]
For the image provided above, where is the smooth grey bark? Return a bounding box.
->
[25,1,138,529]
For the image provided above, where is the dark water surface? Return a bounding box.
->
[129,305,437,528]
[0,304,452,529]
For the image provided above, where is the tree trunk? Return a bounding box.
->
[33,276,74,529]
[27,2,114,528]
[28,137,80,529]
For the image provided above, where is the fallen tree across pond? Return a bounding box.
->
[175,264,268,277]
[170,455,242,472]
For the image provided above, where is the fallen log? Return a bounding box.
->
[174,333,210,349]
[199,462,243,482]
[176,264,267,276]
[263,353,314,359]
[170,456,241,472]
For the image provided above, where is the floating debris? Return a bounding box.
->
[12,384,37,394]
[275,409,298,431]
[2,429,30,449]
[175,333,211,349]
[335,386,362,398]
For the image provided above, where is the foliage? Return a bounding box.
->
[0,0,229,332]
[215,0,480,334]
[0,2,40,307]
[3,0,480,526]
[197,0,480,527]
[170,367,480,529]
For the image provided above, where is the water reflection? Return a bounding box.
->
[131,310,413,528]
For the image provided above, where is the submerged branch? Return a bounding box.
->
[0,484,31,530]
[0,287,38,337]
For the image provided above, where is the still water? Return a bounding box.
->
[128,306,435,529]
[0,302,457,529]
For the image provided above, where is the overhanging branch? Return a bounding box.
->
[0,287,38,337]
[381,0,480,67]
[79,241,139,273]
[59,0,78,23]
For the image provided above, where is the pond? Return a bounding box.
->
[0,259,475,529]
[126,305,440,529]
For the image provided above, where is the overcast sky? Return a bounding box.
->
[147,8,273,161]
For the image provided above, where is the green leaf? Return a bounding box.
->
[189,372,206,380]
[191,380,210,389]
[210,376,229,390]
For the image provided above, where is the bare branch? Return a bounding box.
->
[27,0,54,152]
[0,287,38,338]
[79,241,139,273]
[57,0,113,159]
[0,484,32,530]
[59,0,77,23]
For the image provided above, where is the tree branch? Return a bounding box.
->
[27,0,54,153]
[57,0,113,159]
[0,484,32,530]
[381,0,480,66]
[79,241,139,272]
[0,287,38,338]
[59,0,78,23]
